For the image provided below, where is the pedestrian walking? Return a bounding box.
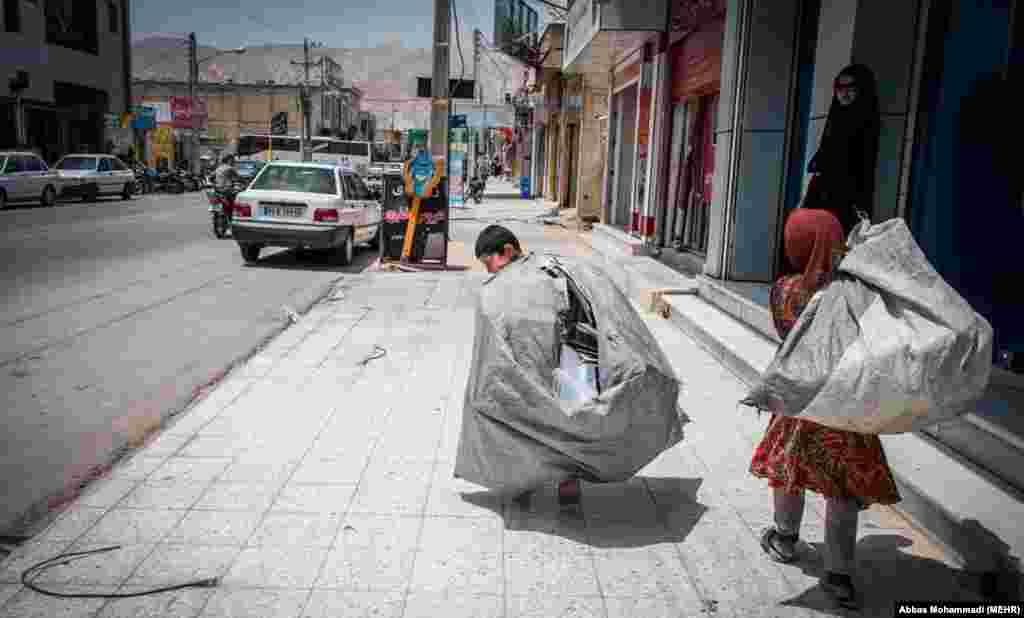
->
[806,64,881,235]
[749,208,901,610]
[457,225,683,508]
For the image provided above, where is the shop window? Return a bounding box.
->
[4,0,20,32]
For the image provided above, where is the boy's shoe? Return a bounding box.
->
[557,479,581,507]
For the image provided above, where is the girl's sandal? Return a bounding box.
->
[760,527,799,564]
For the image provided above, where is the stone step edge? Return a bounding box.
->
[662,292,1023,593]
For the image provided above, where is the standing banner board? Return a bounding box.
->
[450,127,468,208]
[380,173,449,265]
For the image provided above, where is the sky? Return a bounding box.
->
[132,0,499,50]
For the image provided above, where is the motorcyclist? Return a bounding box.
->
[213,154,243,218]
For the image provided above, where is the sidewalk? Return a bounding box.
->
[0,270,985,617]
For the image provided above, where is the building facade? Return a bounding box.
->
[132,80,364,168]
[1,0,132,162]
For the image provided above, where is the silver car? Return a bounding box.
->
[0,151,63,209]
[53,154,136,202]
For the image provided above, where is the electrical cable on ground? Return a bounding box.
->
[21,546,219,599]
[358,345,387,366]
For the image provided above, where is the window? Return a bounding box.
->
[250,165,337,194]
[112,158,127,171]
[98,158,112,172]
[57,157,99,171]
[46,0,100,55]
[9,156,26,172]
[25,156,44,172]
[4,0,20,32]
[108,1,117,33]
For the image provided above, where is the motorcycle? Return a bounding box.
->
[205,181,246,239]
[150,170,185,194]
[467,177,485,204]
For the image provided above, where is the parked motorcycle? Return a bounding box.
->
[154,170,186,194]
[205,181,246,239]
[468,177,485,204]
[177,169,202,192]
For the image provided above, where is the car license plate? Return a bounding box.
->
[262,205,305,218]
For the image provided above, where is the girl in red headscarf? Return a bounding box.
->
[750,208,900,610]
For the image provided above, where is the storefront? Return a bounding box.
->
[654,0,726,256]
[605,52,643,231]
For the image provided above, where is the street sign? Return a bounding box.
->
[271,112,288,135]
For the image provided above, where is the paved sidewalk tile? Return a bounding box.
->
[96,585,212,618]
[200,588,310,618]
[403,592,504,618]
[301,589,404,618]
[315,514,421,591]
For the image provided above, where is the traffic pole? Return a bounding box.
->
[188,33,199,175]
[429,0,450,162]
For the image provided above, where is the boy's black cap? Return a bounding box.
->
[475,225,521,258]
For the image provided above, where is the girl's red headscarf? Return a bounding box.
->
[784,208,845,296]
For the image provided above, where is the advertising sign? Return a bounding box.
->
[449,127,468,208]
[170,96,208,129]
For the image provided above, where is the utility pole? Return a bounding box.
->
[188,32,199,174]
[472,28,481,176]
[291,37,320,161]
[429,0,450,163]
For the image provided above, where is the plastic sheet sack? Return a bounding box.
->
[454,254,685,495]
[742,217,993,435]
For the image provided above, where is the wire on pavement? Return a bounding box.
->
[22,545,220,599]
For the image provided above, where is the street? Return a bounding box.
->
[0,191,377,535]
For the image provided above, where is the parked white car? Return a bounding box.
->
[231,161,383,265]
[0,151,63,209]
[53,154,136,202]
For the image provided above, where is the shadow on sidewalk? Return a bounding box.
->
[779,534,986,617]
[461,475,710,550]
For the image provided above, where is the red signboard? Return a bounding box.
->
[669,0,727,46]
[170,96,208,129]
[670,18,725,102]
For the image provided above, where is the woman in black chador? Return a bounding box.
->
[806,64,881,234]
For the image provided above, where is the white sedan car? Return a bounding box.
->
[53,154,136,202]
[231,161,383,265]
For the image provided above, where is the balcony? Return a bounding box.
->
[562,0,668,82]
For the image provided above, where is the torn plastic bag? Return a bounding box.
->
[454,253,685,495]
[742,217,993,435]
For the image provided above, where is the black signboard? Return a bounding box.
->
[380,172,449,266]
[271,112,288,135]
[416,77,476,100]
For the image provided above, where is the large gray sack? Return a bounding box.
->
[454,254,685,495]
[743,217,993,434]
